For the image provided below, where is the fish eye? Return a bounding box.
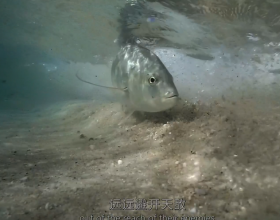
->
[149,77,156,84]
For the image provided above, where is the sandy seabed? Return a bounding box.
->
[1,98,280,220]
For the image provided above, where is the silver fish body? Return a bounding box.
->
[111,44,179,112]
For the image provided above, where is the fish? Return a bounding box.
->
[76,43,179,113]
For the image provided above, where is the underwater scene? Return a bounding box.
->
[1,0,280,219]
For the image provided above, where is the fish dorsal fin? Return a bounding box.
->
[75,73,127,91]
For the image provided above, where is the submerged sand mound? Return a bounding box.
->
[1,99,280,220]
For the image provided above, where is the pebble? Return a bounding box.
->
[221,116,229,122]
[195,188,208,196]
[211,200,226,208]
[89,145,95,150]
[175,161,179,165]
[248,198,255,206]
[86,161,94,167]
[118,160,123,165]
[228,201,239,211]
[183,162,187,168]
[189,207,196,213]
[45,203,49,210]
[20,176,28,182]
[25,163,34,168]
